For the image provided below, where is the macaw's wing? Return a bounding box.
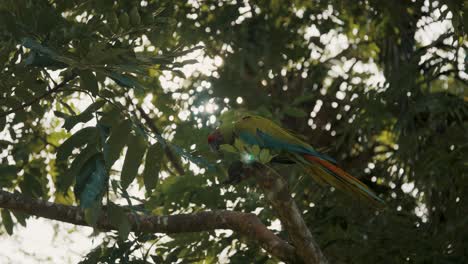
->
[233,115,336,163]
[255,129,337,164]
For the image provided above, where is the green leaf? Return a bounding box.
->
[283,106,308,118]
[20,173,44,198]
[292,94,316,105]
[129,7,141,26]
[107,203,131,240]
[63,101,106,131]
[121,134,147,189]
[0,165,18,188]
[1,209,14,235]
[75,155,108,209]
[105,119,132,169]
[234,139,245,151]
[0,115,6,132]
[107,11,119,31]
[80,70,99,95]
[251,145,261,156]
[0,140,12,148]
[220,144,238,153]
[54,110,70,119]
[106,71,146,90]
[118,12,130,28]
[56,127,98,161]
[21,38,77,66]
[12,211,27,227]
[23,51,68,69]
[58,143,99,193]
[143,143,163,193]
[259,149,272,164]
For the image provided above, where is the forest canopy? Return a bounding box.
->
[0,0,466,263]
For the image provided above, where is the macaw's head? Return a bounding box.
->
[207,122,235,152]
[207,129,223,152]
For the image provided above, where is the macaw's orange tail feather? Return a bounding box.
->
[303,154,385,207]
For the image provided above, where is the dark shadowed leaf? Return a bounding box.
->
[121,134,147,189]
[19,173,43,198]
[143,143,163,193]
[283,106,308,117]
[80,70,99,95]
[63,101,106,131]
[1,209,13,235]
[105,119,132,169]
[0,165,18,188]
[75,154,108,209]
[58,143,99,193]
[0,116,5,131]
[56,127,98,161]
[11,211,27,227]
[105,71,146,90]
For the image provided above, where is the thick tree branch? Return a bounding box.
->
[0,73,77,118]
[235,163,328,264]
[136,105,185,176]
[0,190,298,263]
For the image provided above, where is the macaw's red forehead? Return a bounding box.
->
[207,133,216,143]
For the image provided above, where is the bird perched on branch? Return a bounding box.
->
[208,114,384,207]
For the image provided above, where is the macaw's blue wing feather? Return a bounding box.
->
[255,129,337,164]
[238,131,262,146]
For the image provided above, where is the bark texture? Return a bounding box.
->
[250,164,328,264]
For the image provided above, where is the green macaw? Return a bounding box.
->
[208,114,384,206]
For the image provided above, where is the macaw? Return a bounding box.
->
[208,114,384,206]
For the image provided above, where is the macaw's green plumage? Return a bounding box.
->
[208,114,384,207]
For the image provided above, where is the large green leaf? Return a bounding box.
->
[21,38,77,66]
[0,165,18,188]
[56,127,98,161]
[0,115,6,131]
[1,209,13,235]
[283,106,308,117]
[19,173,44,198]
[62,101,106,131]
[121,134,147,189]
[75,154,108,209]
[11,211,27,227]
[105,119,132,169]
[143,143,163,193]
[58,143,99,193]
[79,70,99,95]
[105,71,146,91]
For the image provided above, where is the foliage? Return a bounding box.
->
[0,0,467,263]
[220,139,275,164]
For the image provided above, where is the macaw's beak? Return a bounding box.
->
[209,141,219,152]
[208,130,222,152]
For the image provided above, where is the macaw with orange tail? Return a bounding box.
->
[208,114,384,207]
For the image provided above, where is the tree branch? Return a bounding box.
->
[0,73,77,118]
[0,190,298,263]
[240,163,328,264]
